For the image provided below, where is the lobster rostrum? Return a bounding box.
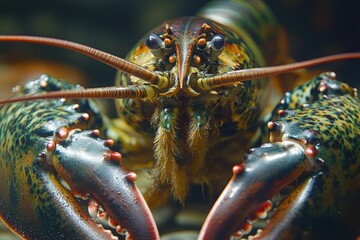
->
[0,0,359,239]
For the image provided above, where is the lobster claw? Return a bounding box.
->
[199,76,360,239]
[53,129,160,240]
[0,127,159,240]
[199,141,309,240]
[0,75,159,240]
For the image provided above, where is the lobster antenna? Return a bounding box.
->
[0,85,158,105]
[197,53,360,90]
[0,35,165,85]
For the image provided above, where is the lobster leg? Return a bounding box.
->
[0,75,159,239]
[199,73,360,239]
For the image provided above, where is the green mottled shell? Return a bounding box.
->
[0,75,105,237]
[267,73,360,218]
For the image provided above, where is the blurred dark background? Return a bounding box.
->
[0,0,359,95]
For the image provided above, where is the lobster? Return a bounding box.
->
[0,0,359,239]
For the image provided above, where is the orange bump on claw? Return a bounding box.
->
[261,200,272,211]
[242,220,252,234]
[110,152,122,162]
[116,226,123,234]
[255,200,272,219]
[46,141,56,151]
[232,164,245,175]
[125,172,137,182]
[103,151,122,163]
[57,127,69,139]
[92,129,100,137]
[105,139,115,147]
[305,146,317,158]
[233,231,243,238]
[72,104,80,110]
[278,109,286,116]
[82,113,90,121]
[267,121,275,130]
[40,80,48,88]
[108,218,118,229]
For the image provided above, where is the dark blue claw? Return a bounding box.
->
[199,141,307,240]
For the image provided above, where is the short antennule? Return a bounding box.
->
[197,53,360,90]
[0,85,158,105]
[0,35,163,84]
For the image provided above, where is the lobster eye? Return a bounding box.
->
[145,34,163,50]
[210,35,225,50]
